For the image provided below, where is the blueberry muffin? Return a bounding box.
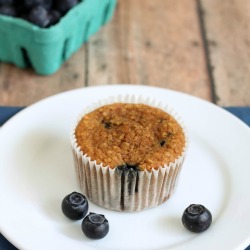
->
[71,97,187,211]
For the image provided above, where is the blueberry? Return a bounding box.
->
[48,9,61,26]
[182,204,212,233]
[54,0,79,14]
[0,5,16,16]
[82,213,109,239]
[0,0,14,4]
[13,3,27,17]
[28,5,50,28]
[61,192,89,220]
[23,0,53,10]
[102,121,112,129]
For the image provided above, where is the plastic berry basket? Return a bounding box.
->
[0,0,117,75]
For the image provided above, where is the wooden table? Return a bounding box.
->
[0,0,249,107]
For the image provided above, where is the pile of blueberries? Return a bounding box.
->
[0,0,81,28]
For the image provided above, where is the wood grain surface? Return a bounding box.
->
[201,0,250,106]
[0,0,249,106]
[87,0,211,102]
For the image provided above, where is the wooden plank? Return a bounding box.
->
[0,46,86,106]
[201,0,250,106]
[87,0,212,101]
[0,0,212,106]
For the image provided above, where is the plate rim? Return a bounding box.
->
[0,84,250,250]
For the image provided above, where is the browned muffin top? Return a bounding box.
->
[75,103,185,171]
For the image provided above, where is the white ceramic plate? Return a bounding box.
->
[0,85,250,250]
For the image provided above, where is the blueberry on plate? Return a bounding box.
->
[61,192,89,220]
[182,204,212,233]
[82,213,109,239]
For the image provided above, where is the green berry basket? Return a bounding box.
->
[0,0,117,75]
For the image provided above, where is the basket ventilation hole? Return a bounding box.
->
[83,21,91,42]
[102,3,111,24]
[21,48,32,68]
[62,38,70,60]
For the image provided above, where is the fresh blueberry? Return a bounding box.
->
[182,204,212,233]
[12,3,27,17]
[0,0,14,5]
[28,5,50,28]
[19,13,29,21]
[0,5,16,16]
[48,9,61,25]
[54,0,79,14]
[61,192,89,220]
[23,0,53,10]
[82,213,109,239]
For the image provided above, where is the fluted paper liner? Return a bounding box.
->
[70,95,188,212]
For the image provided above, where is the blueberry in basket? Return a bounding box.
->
[54,0,79,14]
[182,204,212,233]
[23,0,53,10]
[28,5,50,28]
[0,0,14,4]
[0,5,16,16]
[61,192,89,220]
[0,0,80,27]
[82,213,109,239]
[49,9,61,25]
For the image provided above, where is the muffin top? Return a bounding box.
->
[75,103,185,171]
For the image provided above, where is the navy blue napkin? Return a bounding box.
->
[0,106,250,250]
[224,107,250,127]
[0,106,24,126]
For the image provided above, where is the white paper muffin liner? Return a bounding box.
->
[70,95,188,212]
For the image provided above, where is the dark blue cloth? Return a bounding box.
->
[224,107,250,127]
[0,106,24,126]
[0,106,250,250]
